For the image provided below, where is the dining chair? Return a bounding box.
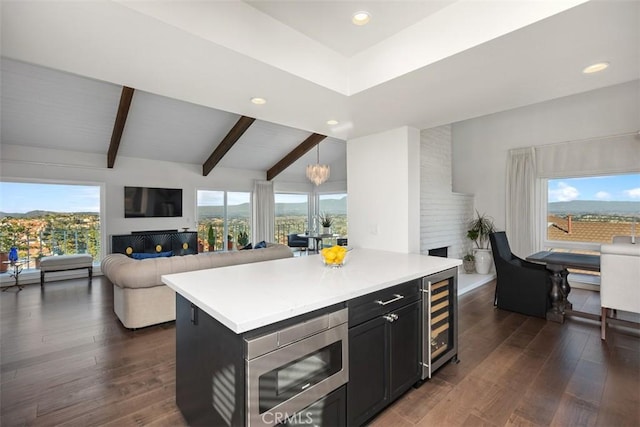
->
[489,232,551,318]
[600,240,640,339]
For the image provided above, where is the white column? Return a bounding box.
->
[347,126,420,253]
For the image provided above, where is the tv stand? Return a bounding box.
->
[111,231,197,256]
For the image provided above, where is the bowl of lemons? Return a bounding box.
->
[321,245,348,268]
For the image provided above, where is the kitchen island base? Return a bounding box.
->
[164,249,462,426]
[176,294,349,427]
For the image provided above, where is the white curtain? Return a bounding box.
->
[506,147,539,257]
[252,180,275,243]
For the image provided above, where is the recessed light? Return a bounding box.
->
[352,11,370,26]
[326,119,339,126]
[582,62,609,74]
[250,97,267,105]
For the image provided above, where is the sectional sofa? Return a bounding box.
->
[101,243,293,328]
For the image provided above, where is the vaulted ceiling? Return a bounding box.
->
[1,0,638,183]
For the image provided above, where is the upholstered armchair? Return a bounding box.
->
[287,233,309,251]
[600,240,640,340]
[489,232,551,318]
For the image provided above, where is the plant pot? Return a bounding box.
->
[0,252,7,273]
[463,259,475,274]
[474,249,493,274]
[322,227,331,234]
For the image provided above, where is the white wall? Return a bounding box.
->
[347,126,420,253]
[420,125,474,262]
[452,80,640,231]
[0,144,265,250]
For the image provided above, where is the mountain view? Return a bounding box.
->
[198,197,347,218]
[549,201,640,216]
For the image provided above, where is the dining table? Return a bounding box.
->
[297,232,339,252]
[526,251,600,323]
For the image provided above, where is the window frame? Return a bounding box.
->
[196,189,251,251]
[540,174,639,253]
[0,178,106,267]
[316,191,348,237]
[274,192,311,244]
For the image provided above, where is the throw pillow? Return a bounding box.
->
[131,251,173,259]
[254,241,267,249]
[240,243,253,250]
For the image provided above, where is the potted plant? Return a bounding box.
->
[207,224,216,252]
[237,230,249,249]
[0,226,11,273]
[319,212,333,234]
[227,234,234,251]
[462,251,475,274]
[0,249,7,273]
[35,252,45,269]
[467,210,495,274]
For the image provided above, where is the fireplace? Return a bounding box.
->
[428,247,448,258]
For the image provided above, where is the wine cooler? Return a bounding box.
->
[421,267,458,380]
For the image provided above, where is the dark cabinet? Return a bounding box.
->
[389,300,421,399]
[346,281,421,426]
[347,316,388,425]
[111,231,197,256]
[175,294,246,427]
[282,386,346,427]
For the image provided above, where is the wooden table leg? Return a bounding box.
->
[546,264,565,323]
[560,268,572,310]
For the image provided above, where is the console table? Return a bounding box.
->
[111,231,198,256]
[526,251,600,323]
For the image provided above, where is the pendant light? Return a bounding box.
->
[306,144,330,186]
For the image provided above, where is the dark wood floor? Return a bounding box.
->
[1,277,638,427]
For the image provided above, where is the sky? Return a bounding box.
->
[548,173,640,203]
[2,176,637,213]
[197,190,250,206]
[0,182,101,213]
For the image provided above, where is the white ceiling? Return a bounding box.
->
[1,0,638,183]
[245,0,457,57]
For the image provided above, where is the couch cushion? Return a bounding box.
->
[131,251,173,259]
[40,254,93,271]
[102,243,293,290]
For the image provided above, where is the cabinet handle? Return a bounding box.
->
[383,314,395,323]
[375,294,404,306]
[190,303,198,325]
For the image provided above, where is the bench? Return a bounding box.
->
[40,254,93,287]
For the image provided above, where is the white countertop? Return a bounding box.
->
[162,248,461,334]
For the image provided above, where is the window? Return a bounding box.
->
[318,193,347,238]
[274,193,309,245]
[0,181,102,269]
[197,190,251,251]
[544,173,640,251]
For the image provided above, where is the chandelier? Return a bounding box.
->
[306,144,330,185]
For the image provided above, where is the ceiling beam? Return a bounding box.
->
[203,116,256,176]
[267,133,327,181]
[107,86,135,168]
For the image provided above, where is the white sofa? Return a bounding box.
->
[101,243,293,328]
[600,239,640,340]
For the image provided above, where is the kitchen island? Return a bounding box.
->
[162,248,461,426]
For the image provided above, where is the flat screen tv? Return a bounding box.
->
[124,186,183,218]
